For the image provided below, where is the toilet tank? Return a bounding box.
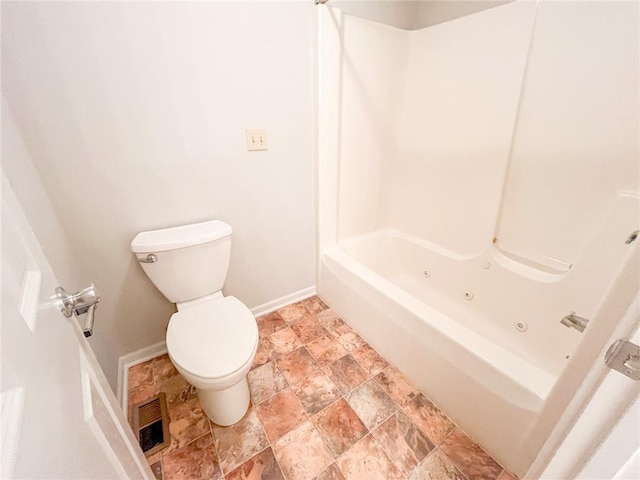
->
[131,220,232,303]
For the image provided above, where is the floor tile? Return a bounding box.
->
[150,460,162,480]
[252,337,274,370]
[211,408,269,473]
[404,394,456,445]
[306,334,348,366]
[268,327,304,358]
[276,347,319,385]
[350,344,389,376]
[291,315,329,344]
[165,396,212,454]
[312,398,368,459]
[314,463,345,480]
[316,310,352,339]
[257,312,288,338]
[336,434,404,480]
[146,451,163,467]
[375,365,420,406]
[335,330,367,352]
[157,373,192,406]
[225,447,285,480]
[128,361,155,407]
[256,388,308,443]
[128,296,508,480]
[278,303,308,324]
[162,433,223,480]
[293,370,341,416]
[345,379,399,431]
[298,295,328,315]
[248,360,288,405]
[129,384,157,414]
[323,354,369,395]
[272,421,334,480]
[408,449,467,480]
[152,354,179,381]
[439,428,503,480]
[129,360,155,390]
[372,410,434,476]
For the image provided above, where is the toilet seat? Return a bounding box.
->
[166,296,258,381]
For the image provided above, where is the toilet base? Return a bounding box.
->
[197,376,250,426]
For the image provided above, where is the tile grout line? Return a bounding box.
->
[134,299,514,480]
[367,432,411,480]
[249,303,328,480]
[331,309,511,479]
[439,421,514,480]
[252,311,408,478]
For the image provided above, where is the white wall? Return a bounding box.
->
[332,1,535,256]
[330,0,639,263]
[336,14,408,240]
[496,0,639,271]
[2,1,316,388]
[390,1,534,255]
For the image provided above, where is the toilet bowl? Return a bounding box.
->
[131,220,258,425]
[167,296,258,425]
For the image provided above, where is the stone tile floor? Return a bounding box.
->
[128,296,517,480]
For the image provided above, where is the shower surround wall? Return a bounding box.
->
[335,2,535,254]
[317,1,639,476]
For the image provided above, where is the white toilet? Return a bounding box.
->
[131,220,258,426]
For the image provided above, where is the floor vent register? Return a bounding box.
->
[131,393,170,456]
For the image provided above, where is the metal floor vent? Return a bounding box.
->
[132,393,170,457]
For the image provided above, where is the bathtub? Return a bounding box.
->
[318,229,585,475]
[317,193,638,476]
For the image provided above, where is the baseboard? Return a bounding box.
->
[250,286,316,318]
[117,340,167,413]
[116,286,316,412]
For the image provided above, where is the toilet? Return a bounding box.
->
[131,220,258,426]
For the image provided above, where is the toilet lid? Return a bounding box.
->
[166,296,258,379]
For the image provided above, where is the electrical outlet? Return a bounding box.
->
[246,129,267,151]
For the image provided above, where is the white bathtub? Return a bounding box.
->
[318,229,589,475]
[317,194,638,476]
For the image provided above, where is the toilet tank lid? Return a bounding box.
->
[130,220,232,253]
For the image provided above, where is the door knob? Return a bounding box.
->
[55,284,101,337]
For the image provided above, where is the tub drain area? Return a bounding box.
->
[131,393,170,457]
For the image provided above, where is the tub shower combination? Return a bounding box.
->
[316,1,639,476]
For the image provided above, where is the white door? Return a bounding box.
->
[1,172,152,479]
[573,326,640,480]
[535,301,640,480]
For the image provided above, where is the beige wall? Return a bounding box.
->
[2,99,83,294]
[2,1,316,389]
